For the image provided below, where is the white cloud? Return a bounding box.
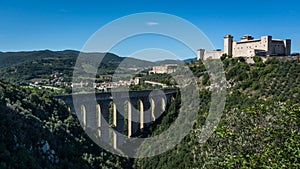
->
[145,22,159,26]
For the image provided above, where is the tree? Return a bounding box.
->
[253,56,262,63]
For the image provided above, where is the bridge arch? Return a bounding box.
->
[96,104,101,137]
[150,98,155,121]
[55,89,178,150]
[161,96,166,112]
[124,100,131,137]
[108,101,116,127]
[137,99,144,129]
[80,104,87,129]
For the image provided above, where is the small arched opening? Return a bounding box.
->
[108,101,116,127]
[150,98,155,121]
[124,100,131,137]
[161,97,166,112]
[96,104,101,137]
[80,105,86,129]
[138,99,144,129]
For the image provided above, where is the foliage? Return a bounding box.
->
[0,50,153,85]
[136,57,300,168]
[0,55,299,168]
[0,80,132,169]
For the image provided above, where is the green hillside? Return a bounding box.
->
[135,56,300,168]
[0,56,299,168]
[0,50,79,69]
[0,50,153,84]
[0,80,132,168]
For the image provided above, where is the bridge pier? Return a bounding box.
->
[98,101,110,143]
[141,97,151,127]
[85,103,97,131]
[151,96,166,120]
[54,89,177,150]
[113,98,126,149]
[128,99,140,137]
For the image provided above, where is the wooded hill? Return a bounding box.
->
[0,50,153,84]
[0,55,299,168]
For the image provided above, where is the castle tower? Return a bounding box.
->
[261,36,272,55]
[284,39,291,56]
[197,49,205,60]
[224,34,233,56]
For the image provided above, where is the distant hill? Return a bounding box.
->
[0,50,80,69]
[183,57,197,62]
[0,49,206,84]
[154,59,184,65]
[0,50,154,83]
[0,50,154,69]
[0,49,196,72]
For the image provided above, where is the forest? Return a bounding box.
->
[0,55,299,168]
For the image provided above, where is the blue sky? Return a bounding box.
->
[0,0,299,59]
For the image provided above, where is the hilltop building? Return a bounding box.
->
[149,64,178,74]
[198,34,291,59]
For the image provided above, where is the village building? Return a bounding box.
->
[149,64,178,74]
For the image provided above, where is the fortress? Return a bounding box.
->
[198,34,291,59]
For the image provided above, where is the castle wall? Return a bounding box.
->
[232,36,269,57]
[232,36,290,57]
[269,41,286,55]
[197,34,291,60]
[150,64,178,74]
[204,50,224,59]
[284,39,291,55]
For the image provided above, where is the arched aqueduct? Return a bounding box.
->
[55,89,177,149]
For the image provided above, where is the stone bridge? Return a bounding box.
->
[54,89,177,149]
